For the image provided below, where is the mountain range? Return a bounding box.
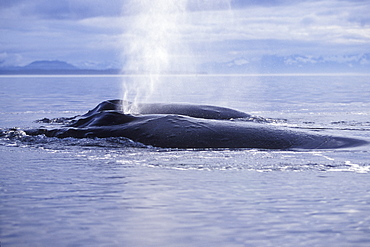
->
[1,54,369,75]
[0,60,119,75]
[202,53,370,74]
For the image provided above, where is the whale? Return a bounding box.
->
[25,100,367,149]
[81,99,251,120]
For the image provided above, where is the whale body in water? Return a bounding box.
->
[25,100,367,149]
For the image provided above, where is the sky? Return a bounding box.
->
[1,0,369,72]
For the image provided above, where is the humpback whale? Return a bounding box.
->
[82,99,251,120]
[23,100,367,149]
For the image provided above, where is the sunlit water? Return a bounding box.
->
[1,75,370,246]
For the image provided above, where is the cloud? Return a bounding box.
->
[184,1,370,55]
[231,0,301,8]
[0,0,24,8]
[0,52,23,67]
[0,0,125,67]
[0,0,123,20]
[0,0,369,71]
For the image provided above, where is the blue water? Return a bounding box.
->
[1,75,370,246]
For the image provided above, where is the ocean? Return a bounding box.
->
[1,75,370,246]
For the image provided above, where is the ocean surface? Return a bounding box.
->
[1,75,370,246]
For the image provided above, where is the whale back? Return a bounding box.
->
[24,100,368,150]
[136,103,250,120]
[83,99,250,120]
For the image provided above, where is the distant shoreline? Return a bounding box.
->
[0,69,121,75]
[1,73,369,77]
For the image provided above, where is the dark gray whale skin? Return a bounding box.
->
[25,100,367,149]
[83,99,251,120]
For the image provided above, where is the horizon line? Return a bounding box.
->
[1,73,370,78]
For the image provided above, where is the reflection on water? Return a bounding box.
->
[1,75,370,246]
